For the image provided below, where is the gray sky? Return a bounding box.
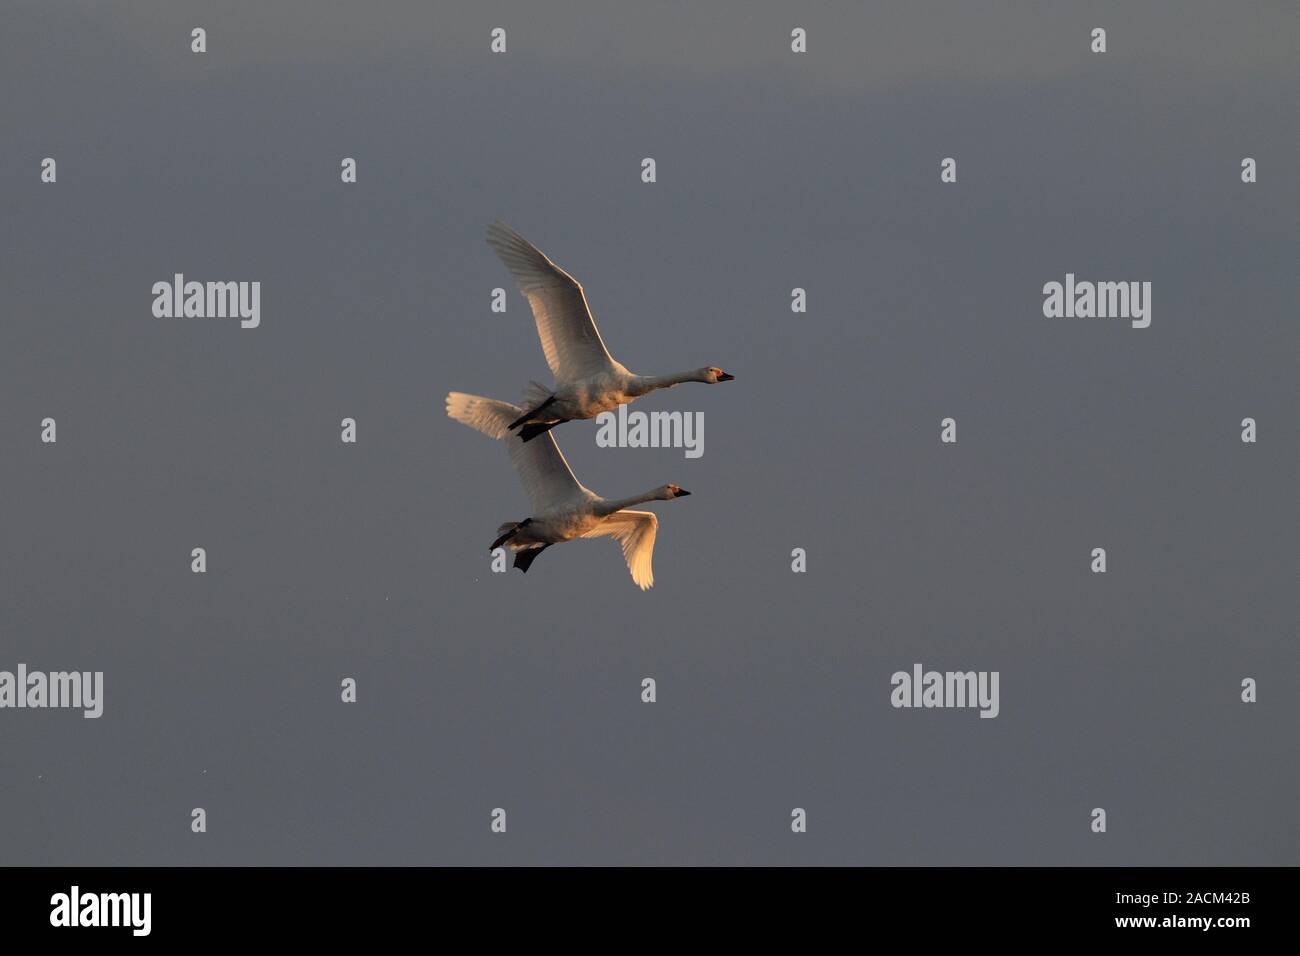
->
[0,0,1296,864]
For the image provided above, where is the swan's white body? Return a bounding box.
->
[446,391,688,589]
[485,222,733,434]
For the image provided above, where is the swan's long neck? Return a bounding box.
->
[630,369,702,395]
[598,489,663,515]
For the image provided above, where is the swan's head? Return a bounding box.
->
[700,366,735,384]
[664,484,691,499]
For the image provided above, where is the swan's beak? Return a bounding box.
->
[673,488,691,497]
[717,372,735,382]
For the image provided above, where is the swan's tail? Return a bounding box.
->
[520,380,552,411]
[490,519,530,551]
[507,382,558,430]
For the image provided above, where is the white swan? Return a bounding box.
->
[485,221,735,442]
[446,391,691,589]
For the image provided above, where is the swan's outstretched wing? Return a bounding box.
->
[583,510,658,590]
[486,221,618,384]
[446,392,590,512]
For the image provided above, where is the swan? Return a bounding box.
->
[485,221,735,442]
[446,391,691,589]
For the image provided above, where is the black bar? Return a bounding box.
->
[0,867,1284,941]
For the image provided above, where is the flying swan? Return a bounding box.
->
[447,391,691,589]
[485,221,735,442]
